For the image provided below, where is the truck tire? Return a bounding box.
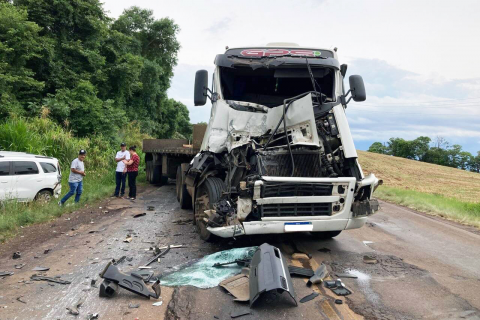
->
[194,177,225,242]
[310,230,342,239]
[179,171,192,210]
[146,160,153,182]
[152,165,161,184]
[176,166,182,201]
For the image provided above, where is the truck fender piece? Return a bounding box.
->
[249,243,297,307]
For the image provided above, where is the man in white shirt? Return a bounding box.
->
[113,142,130,198]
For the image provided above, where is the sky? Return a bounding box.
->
[102,0,480,154]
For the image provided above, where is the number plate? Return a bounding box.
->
[284,222,313,232]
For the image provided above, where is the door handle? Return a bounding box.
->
[37,180,43,182]
[1,181,7,183]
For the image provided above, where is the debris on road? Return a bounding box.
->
[318,248,331,253]
[86,313,99,320]
[144,245,171,267]
[152,301,163,306]
[99,261,161,299]
[123,235,133,243]
[32,266,50,271]
[230,309,251,318]
[250,244,297,307]
[326,279,352,296]
[30,274,71,285]
[131,270,154,283]
[99,280,118,298]
[0,271,14,277]
[44,249,50,254]
[14,264,25,269]
[288,266,314,278]
[91,279,98,288]
[363,255,378,264]
[147,206,155,211]
[133,213,146,218]
[335,272,358,279]
[213,259,250,268]
[299,292,319,303]
[335,299,343,305]
[128,303,140,309]
[219,273,250,302]
[112,256,126,265]
[66,297,85,315]
[12,252,21,259]
[16,296,27,304]
[171,218,193,225]
[309,264,328,285]
[160,247,256,289]
[291,253,310,260]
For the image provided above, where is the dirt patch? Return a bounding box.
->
[0,185,146,259]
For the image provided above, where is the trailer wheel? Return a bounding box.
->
[310,230,342,239]
[152,165,161,184]
[179,169,192,210]
[194,177,225,242]
[176,166,182,201]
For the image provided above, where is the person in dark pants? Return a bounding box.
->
[123,146,140,200]
[113,142,130,198]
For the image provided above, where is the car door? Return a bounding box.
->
[0,161,13,200]
[12,161,41,201]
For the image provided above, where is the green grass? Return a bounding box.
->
[375,186,480,228]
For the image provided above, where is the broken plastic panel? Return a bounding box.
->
[160,247,257,289]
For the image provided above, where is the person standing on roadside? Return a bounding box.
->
[113,142,130,198]
[59,150,86,206]
[123,146,140,200]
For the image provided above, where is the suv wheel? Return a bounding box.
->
[36,190,53,203]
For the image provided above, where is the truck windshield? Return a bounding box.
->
[219,66,335,107]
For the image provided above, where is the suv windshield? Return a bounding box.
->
[219,66,335,107]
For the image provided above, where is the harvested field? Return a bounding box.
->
[358,150,480,203]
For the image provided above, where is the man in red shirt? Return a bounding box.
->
[123,146,140,200]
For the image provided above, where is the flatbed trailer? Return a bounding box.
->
[143,124,206,185]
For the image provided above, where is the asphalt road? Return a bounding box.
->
[0,183,479,320]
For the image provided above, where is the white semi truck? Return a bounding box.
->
[146,43,380,241]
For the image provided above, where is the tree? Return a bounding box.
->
[368,142,388,154]
[411,136,431,160]
[0,2,45,116]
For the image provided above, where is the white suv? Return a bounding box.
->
[0,152,62,202]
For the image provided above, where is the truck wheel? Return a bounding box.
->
[194,177,225,242]
[176,166,181,201]
[310,230,342,239]
[151,165,161,184]
[179,175,192,210]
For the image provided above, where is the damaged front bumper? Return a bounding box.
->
[207,175,380,238]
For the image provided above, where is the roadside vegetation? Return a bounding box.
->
[0,115,150,241]
[359,151,480,228]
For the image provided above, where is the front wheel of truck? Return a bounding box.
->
[310,230,342,239]
[194,177,225,242]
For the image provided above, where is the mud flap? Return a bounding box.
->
[249,243,297,307]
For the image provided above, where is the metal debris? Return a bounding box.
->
[112,256,126,265]
[32,266,50,271]
[86,313,99,319]
[133,213,146,218]
[30,274,71,285]
[16,296,27,304]
[144,245,171,267]
[363,255,378,264]
[12,252,21,259]
[335,273,358,279]
[335,299,343,304]
[309,264,328,285]
[328,280,352,296]
[14,264,25,269]
[152,301,163,306]
[299,292,319,303]
[0,271,14,277]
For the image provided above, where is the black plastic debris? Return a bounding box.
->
[147,206,155,211]
[318,248,331,253]
[16,296,27,304]
[249,243,297,307]
[231,309,251,318]
[133,213,147,218]
[131,270,154,283]
[326,279,352,296]
[288,266,314,278]
[309,264,328,285]
[99,261,161,299]
[44,249,50,254]
[335,299,343,304]
[32,266,50,271]
[113,256,126,265]
[213,259,250,268]
[91,279,98,288]
[324,280,336,288]
[13,252,21,259]
[30,274,71,285]
[299,292,319,303]
[99,280,118,298]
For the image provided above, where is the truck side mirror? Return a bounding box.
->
[349,75,366,102]
[194,70,208,106]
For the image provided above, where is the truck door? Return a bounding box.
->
[12,161,41,201]
[0,161,13,200]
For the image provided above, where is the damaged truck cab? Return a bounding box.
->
[179,43,380,241]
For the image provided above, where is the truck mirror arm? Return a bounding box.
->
[341,89,352,106]
[205,88,218,103]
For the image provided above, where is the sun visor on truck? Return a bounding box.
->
[214,54,340,70]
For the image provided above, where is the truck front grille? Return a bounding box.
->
[261,203,332,217]
[258,150,322,177]
[262,182,333,198]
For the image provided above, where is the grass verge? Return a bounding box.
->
[375,186,480,228]
[0,171,146,241]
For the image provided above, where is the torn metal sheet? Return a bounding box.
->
[32,266,50,271]
[160,247,256,289]
[30,274,71,284]
[0,271,14,277]
[219,273,250,302]
[202,94,319,153]
[249,243,297,307]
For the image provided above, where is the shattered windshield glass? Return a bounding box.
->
[160,246,257,289]
[219,66,335,108]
